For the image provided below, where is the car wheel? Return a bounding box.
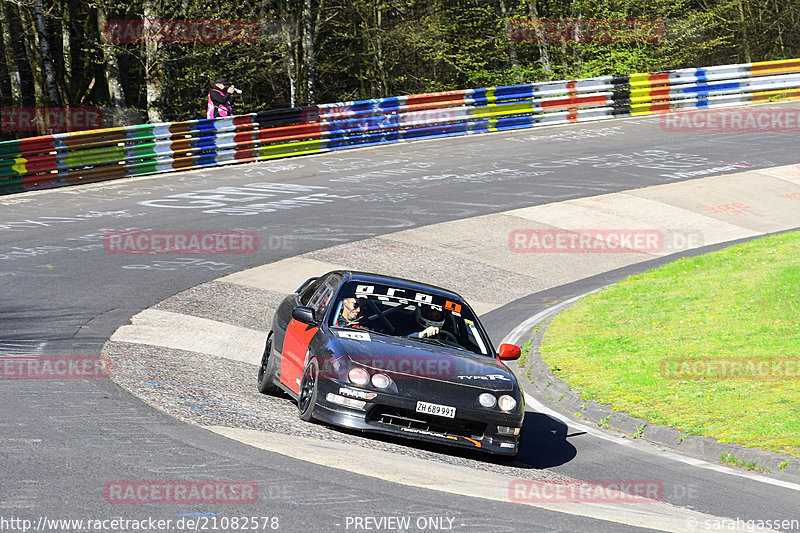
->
[257,333,279,395]
[297,359,319,422]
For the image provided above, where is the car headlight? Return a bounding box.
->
[348,367,370,386]
[371,373,392,389]
[498,395,517,412]
[478,393,497,408]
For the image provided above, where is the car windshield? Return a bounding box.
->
[329,280,491,356]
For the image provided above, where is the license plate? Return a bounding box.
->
[415,401,456,418]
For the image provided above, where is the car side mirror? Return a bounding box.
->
[292,306,318,326]
[498,343,521,360]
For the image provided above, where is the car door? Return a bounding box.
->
[272,276,322,357]
[279,274,339,394]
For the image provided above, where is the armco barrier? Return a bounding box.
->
[2,58,800,195]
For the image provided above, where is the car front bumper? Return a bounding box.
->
[310,379,523,456]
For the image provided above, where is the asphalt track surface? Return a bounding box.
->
[2,110,800,532]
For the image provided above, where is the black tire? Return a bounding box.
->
[257,334,279,395]
[297,360,319,422]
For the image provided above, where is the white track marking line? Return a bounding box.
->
[205,425,763,533]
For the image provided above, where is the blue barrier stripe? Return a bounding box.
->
[682,81,742,95]
[193,136,220,150]
[694,68,708,83]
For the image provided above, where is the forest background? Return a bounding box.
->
[0,0,797,138]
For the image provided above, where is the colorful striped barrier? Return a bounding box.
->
[2,58,800,195]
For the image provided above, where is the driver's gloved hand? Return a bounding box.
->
[419,326,440,338]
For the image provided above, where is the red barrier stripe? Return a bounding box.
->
[233,131,254,145]
[403,90,467,107]
[171,156,196,170]
[20,153,58,173]
[649,86,671,98]
[169,122,193,136]
[398,99,470,113]
[540,94,610,110]
[60,130,126,149]
[649,72,671,85]
[649,102,672,112]
[234,147,258,160]
[232,116,254,127]
[61,164,127,183]
[21,175,58,187]
[16,136,56,156]
[255,123,322,142]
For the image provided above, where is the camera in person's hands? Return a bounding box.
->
[229,86,243,94]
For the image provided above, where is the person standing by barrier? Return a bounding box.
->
[207,78,240,119]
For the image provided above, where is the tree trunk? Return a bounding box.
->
[33,0,61,106]
[499,0,522,83]
[0,0,23,107]
[302,0,315,105]
[279,2,297,107]
[95,0,127,124]
[18,4,48,133]
[737,0,752,63]
[143,0,164,122]
[375,0,387,96]
[61,0,72,103]
[528,0,553,76]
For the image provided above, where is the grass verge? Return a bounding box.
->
[539,231,800,457]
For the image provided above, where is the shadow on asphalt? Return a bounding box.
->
[299,407,578,470]
[514,411,578,469]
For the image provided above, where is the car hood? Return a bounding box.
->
[331,331,516,391]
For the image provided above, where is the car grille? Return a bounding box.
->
[367,405,487,440]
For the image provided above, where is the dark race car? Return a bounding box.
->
[257,271,524,456]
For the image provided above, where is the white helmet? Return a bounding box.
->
[415,306,445,329]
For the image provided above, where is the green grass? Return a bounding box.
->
[539,231,800,456]
[720,451,768,473]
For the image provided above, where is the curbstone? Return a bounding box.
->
[609,412,647,436]
[727,447,792,474]
[579,401,613,424]
[542,379,570,399]
[528,361,552,384]
[556,391,584,412]
[641,424,687,448]
[677,436,732,463]
[780,459,800,480]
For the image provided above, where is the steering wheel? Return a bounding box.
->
[438,329,460,345]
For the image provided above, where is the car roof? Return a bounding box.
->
[331,270,466,301]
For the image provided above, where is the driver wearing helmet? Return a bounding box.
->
[409,306,445,338]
